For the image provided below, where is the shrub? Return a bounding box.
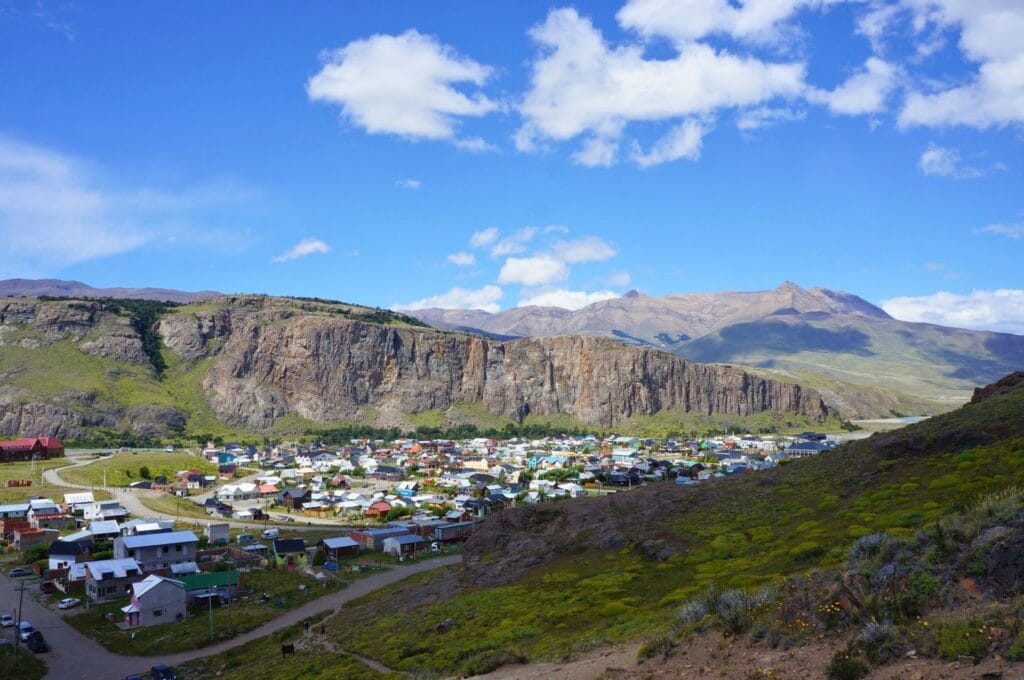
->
[826,649,869,680]
[637,635,676,661]
[935,619,992,661]
[1006,630,1024,661]
[854,621,903,664]
[678,599,709,625]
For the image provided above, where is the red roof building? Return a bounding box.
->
[0,437,65,463]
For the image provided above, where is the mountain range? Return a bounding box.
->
[0,278,220,303]
[412,282,1024,418]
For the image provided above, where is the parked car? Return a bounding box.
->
[260,528,279,539]
[58,597,81,610]
[39,580,55,593]
[150,664,177,680]
[0,614,14,627]
[25,630,48,653]
[18,621,35,641]
[236,533,254,544]
[7,566,32,577]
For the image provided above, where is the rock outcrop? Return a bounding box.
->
[183,297,830,430]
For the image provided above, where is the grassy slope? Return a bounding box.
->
[60,451,218,487]
[323,384,1024,676]
[0,458,110,504]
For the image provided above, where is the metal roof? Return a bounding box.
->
[119,530,198,549]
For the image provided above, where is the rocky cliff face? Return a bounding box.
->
[175,297,829,430]
[0,295,829,437]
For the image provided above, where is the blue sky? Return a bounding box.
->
[0,1,1022,332]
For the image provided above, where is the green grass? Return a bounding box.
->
[621,407,849,437]
[323,385,1024,676]
[65,568,344,655]
[135,491,218,520]
[0,644,47,680]
[60,451,217,488]
[176,610,401,680]
[0,458,114,504]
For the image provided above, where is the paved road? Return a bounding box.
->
[1,554,461,679]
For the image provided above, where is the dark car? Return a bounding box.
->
[25,630,48,653]
[39,580,55,593]
[150,664,177,680]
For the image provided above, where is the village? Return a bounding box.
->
[0,429,846,673]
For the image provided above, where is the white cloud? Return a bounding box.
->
[616,0,837,45]
[395,284,503,313]
[307,30,498,146]
[0,136,246,276]
[490,226,538,257]
[498,255,569,286]
[396,178,423,189]
[447,251,476,266]
[608,271,632,286]
[974,223,1024,239]
[736,106,806,130]
[807,57,897,115]
[856,2,903,54]
[898,1,1024,129]
[630,119,707,167]
[518,288,619,310]
[273,237,331,262]
[922,261,945,271]
[881,289,1024,335]
[918,143,983,178]
[517,8,806,166]
[469,226,499,248]
[551,236,617,263]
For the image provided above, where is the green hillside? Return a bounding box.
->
[307,376,1024,676]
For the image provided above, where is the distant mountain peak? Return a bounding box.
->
[623,289,642,299]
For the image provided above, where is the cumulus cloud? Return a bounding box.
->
[516,8,806,166]
[395,284,503,313]
[974,222,1024,239]
[551,236,617,263]
[736,106,806,130]
[491,227,538,257]
[469,226,499,248]
[0,136,247,277]
[395,178,423,189]
[898,1,1024,129]
[447,251,475,266]
[918,143,982,178]
[806,57,897,115]
[616,0,837,45]
[273,238,331,262]
[630,119,707,167]
[307,30,498,146]
[881,289,1024,335]
[498,255,569,286]
[518,288,619,310]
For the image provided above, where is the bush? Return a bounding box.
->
[854,621,903,664]
[637,635,676,661]
[826,649,869,680]
[935,619,992,661]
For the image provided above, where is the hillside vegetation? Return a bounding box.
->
[311,375,1024,676]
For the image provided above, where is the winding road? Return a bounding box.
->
[2,555,461,679]
[9,452,464,677]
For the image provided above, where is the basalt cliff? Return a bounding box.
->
[0,295,829,439]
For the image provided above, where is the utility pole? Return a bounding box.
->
[208,587,215,640]
[14,578,26,662]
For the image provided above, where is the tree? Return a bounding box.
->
[312,546,327,566]
[139,465,152,479]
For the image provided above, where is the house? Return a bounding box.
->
[302,501,331,518]
[121,575,186,628]
[80,557,143,602]
[179,569,241,604]
[371,465,405,481]
[434,521,475,543]
[205,522,230,546]
[276,487,310,510]
[47,539,94,571]
[62,492,95,514]
[83,500,129,522]
[0,502,29,520]
[382,534,425,557]
[318,536,361,560]
[113,530,199,573]
[785,441,831,458]
[87,520,122,541]
[0,436,64,463]
[348,527,411,551]
[272,538,308,569]
[364,501,392,520]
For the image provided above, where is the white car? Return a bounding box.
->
[0,614,13,627]
[58,597,81,610]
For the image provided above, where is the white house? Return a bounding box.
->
[83,500,129,522]
[113,530,199,573]
[121,575,187,628]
